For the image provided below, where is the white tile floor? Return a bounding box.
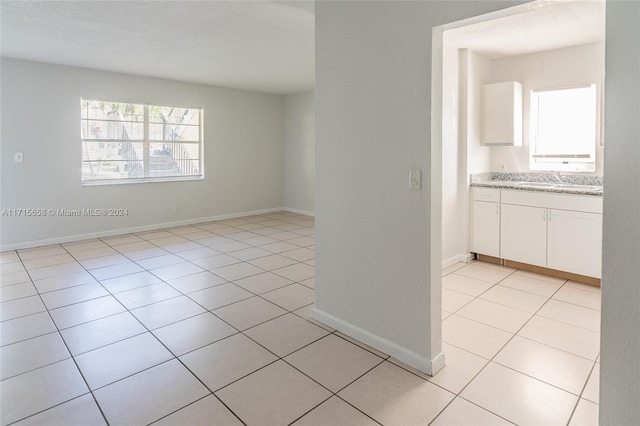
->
[0,212,600,425]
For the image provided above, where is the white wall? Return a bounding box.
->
[488,42,605,175]
[441,48,493,266]
[283,90,315,214]
[600,1,640,423]
[314,0,529,374]
[0,59,285,249]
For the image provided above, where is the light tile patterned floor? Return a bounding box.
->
[0,212,600,425]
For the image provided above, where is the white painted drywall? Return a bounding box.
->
[600,1,640,423]
[0,59,284,249]
[283,90,315,215]
[314,0,529,374]
[441,48,493,267]
[488,42,605,174]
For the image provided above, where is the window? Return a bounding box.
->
[81,99,203,184]
[529,84,597,172]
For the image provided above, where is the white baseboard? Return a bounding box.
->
[283,207,315,217]
[442,253,474,270]
[311,307,445,376]
[0,207,284,251]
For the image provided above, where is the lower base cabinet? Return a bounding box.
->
[500,204,547,268]
[472,188,602,278]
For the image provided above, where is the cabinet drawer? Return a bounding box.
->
[472,187,501,202]
[501,189,602,214]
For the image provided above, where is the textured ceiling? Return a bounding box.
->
[1,1,605,95]
[0,0,315,95]
[445,0,606,59]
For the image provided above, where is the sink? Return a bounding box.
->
[553,183,603,191]
[515,181,602,191]
[516,182,557,188]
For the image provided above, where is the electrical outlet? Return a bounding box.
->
[173,205,181,214]
[409,169,422,190]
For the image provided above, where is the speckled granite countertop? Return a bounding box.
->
[471,172,603,196]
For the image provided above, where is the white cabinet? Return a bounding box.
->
[482,81,523,146]
[499,189,603,278]
[547,209,602,278]
[471,188,500,257]
[472,188,603,278]
[501,204,548,267]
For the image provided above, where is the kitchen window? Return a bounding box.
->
[81,99,203,184]
[529,84,597,172]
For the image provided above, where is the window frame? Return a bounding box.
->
[529,84,598,173]
[81,99,204,185]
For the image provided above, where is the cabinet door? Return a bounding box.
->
[471,201,500,257]
[547,209,602,278]
[501,204,547,267]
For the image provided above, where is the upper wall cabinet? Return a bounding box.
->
[482,81,523,146]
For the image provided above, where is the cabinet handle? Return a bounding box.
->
[548,211,552,221]
[496,205,499,215]
[543,210,546,221]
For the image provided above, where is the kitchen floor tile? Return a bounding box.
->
[60,311,146,355]
[153,395,242,426]
[456,298,533,333]
[285,334,383,392]
[187,282,253,310]
[494,336,594,395]
[180,333,277,391]
[480,284,549,313]
[518,315,600,360]
[582,363,599,403]
[261,283,315,311]
[75,332,173,390]
[0,332,70,380]
[442,315,513,359]
[216,360,331,426]
[99,270,162,294]
[499,273,564,297]
[23,253,75,270]
[244,313,329,357]
[338,361,454,425]
[0,359,89,425]
[166,271,227,294]
[213,296,286,330]
[149,262,204,281]
[443,273,495,297]
[12,393,106,426]
[114,282,181,310]
[454,262,515,283]
[553,285,601,310]
[538,298,600,332]
[233,272,293,294]
[1,311,57,346]
[40,282,109,310]
[0,282,37,302]
[431,397,513,425]
[426,343,488,394]
[1,295,46,321]
[211,262,264,281]
[93,359,209,425]
[153,312,237,356]
[89,262,144,281]
[272,263,315,282]
[131,295,206,330]
[33,271,97,293]
[569,398,599,426]
[442,288,475,313]
[292,396,378,426]
[48,296,125,330]
[462,362,578,425]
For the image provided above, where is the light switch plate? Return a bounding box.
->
[14,152,24,163]
[409,169,421,189]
